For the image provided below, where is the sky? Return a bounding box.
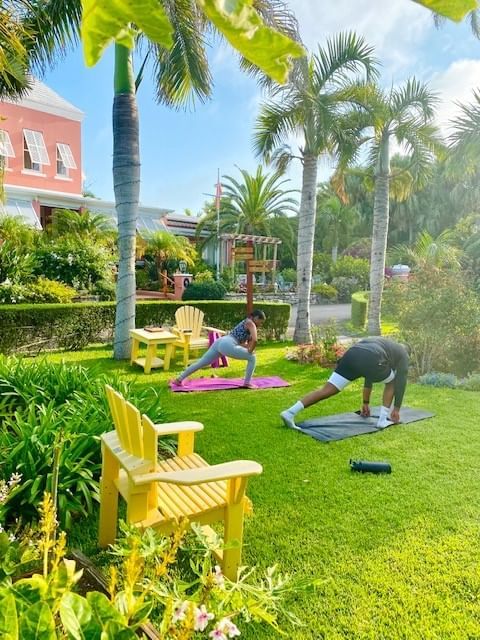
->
[42,0,480,216]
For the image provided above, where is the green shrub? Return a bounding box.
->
[135,268,150,289]
[458,372,480,391]
[0,357,163,528]
[351,291,369,328]
[220,266,234,291]
[91,278,116,301]
[182,281,226,301]
[331,256,370,288]
[0,241,37,283]
[312,283,338,300]
[312,253,333,281]
[194,270,215,283]
[342,237,371,260]
[0,278,76,304]
[32,238,114,291]
[330,276,362,302]
[383,268,480,376]
[0,300,290,353]
[418,372,459,388]
[280,267,297,284]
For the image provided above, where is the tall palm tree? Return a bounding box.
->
[20,0,303,358]
[49,207,114,239]
[254,32,378,343]
[361,79,441,335]
[316,186,358,261]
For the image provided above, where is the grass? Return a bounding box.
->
[45,342,480,639]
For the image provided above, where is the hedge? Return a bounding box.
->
[351,291,369,328]
[0,300,290,354]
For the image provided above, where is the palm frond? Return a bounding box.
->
[150,0,211,108]
[253,98,302,158]
[390,77,438,122]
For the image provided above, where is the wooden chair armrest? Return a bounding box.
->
[133,460,263,486]
[203,326,227,336]
[146,419,204,436]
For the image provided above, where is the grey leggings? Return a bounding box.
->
[178,335,256,383]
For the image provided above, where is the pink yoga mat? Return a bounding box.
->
[169,376,290,392]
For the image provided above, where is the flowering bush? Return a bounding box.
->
[286,322,346,367]
[0,277,76,303]
[0,495,316,639]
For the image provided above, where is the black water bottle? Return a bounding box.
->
[350,459,392,474]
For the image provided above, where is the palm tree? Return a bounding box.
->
[361,79,441,335]
[49,208,114,239]
[389,229,462,270]
[254,32,378,343]
[20,0,303,358]
[146,230,196,282]
[316,186,358,261]
[199,166,297,237]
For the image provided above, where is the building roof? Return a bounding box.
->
[4,78,84,122]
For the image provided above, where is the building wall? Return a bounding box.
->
[1,102,82,195]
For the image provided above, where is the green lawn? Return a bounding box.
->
[47,343,480,639]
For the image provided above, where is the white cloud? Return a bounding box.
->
[429,59,480,134]
[289,0,432,77]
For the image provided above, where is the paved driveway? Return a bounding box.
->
[288,303,352,328]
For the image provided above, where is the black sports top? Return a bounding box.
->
[335,337,409,408]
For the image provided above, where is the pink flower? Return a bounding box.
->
[213,564,225,588]
[172,600,189,623]
[218,618,241,638]
[194,604,214,632]
[209,628,227,640]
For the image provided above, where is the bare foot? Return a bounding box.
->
[171,378,183,386]
[242,382,256,389]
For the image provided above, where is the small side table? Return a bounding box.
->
[130,328,178,374]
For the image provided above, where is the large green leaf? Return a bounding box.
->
[412,0,478,20]
[59,592,92,640]
[18,602,56,640]
[197,0,305,83]
[81,0,174,67]
[0,593,18,640]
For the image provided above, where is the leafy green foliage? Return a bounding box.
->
[32,238,115,292]
[0,300,290,354]
[351,290,369,328]
[0,241,37,284]
[330,276,363,302]
[312,283,338,300]
[383,268,480,375]
[0,357,163,527]
[412,0,477,21]
[331,256,370,287]
[182,281,226,301]
[418,371,459,387]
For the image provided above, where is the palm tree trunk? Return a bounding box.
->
[331,244,338,262]
[367,134,390,335]
[113,44,140,360]
[294,152,318,344]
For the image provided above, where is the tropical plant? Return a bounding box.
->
[200,165,298,239]
[0,357,164,527]
[0,1,33,97]
[389,229,462,270]
[146,230,197,282]
[316,186,359,261]
[0,240,37,283]
[49,207,115,242]
[359,79,441,335]
[254,32,378,343]
[0,214,37,246]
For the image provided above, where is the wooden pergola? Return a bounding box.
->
[219,233,282,312]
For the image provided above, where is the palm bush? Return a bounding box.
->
[0,357,164,527]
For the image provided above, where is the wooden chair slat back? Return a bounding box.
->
[105,385,131,452]
[175,305,205,339]
[124,400,144,458]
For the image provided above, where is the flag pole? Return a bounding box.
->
[216,168,221,281]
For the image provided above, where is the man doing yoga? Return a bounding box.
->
[280,337,409,429]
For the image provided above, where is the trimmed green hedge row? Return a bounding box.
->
[0,300,290,354]
[351,291,369,328]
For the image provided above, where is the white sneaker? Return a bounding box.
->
[280,410,300,430]
[376,407,390,428]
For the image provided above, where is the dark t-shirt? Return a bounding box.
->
[335,338,409,408]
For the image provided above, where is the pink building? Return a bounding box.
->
[0,79,183,237]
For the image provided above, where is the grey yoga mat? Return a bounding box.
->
[295,406,434,442]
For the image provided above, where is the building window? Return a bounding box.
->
[23,129,50,172]
[0,130,15,169]
[56,142,76,177]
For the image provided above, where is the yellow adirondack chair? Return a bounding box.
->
[171,305,226,366]
[99,385,263,580]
